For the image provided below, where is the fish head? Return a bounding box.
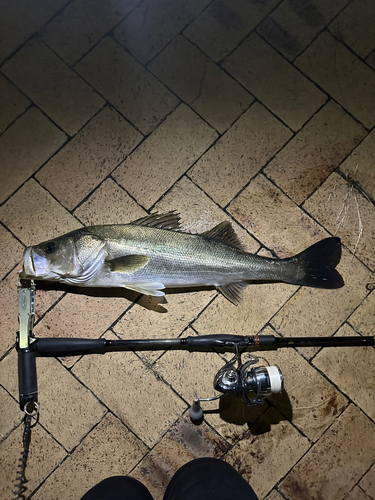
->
[21,230,106,284]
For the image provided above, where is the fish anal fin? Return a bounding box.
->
[107,255,149,273]
[130,211,182,231]
[125,282,165,297]
[218,282,248,306]
[201,222,246,251]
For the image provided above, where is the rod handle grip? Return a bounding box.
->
[18,349,38,410]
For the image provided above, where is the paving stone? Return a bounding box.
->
[0,385,22,443]
[223,32,326,131]
[189,102,292,207]
[43,0,140,64]
[228,174,327,257]
[225,407,310,499]
[360,463,375,499]
[184,0,279,62]
[265,491,285,500]
[348,292,375,336]
[0,179,81,246]
[149,35,253,134]
[130,413,229,500]
[265,101,366,205]
[0,422,66,499]
[2,40,104,136]
[72,333,186,448]
[0,74,30,134]
[367,50,375,70]
[339,129,375,201]
[36,106,143,210]
[279,405,375,500]
[0,268,24,358]
[35,357,106,450]
[32,413,147,500]
[343,486,373,500]
[296,31,375,129]
[303,172,375,271]
[113,0,210,64]
[0,0,69,63]
[329,0,375,59]
[76,36,179,135]
[193,280,295,338]
[112,104,217,209]
[0,225,24,281]
[74,178,147,226]
[257,0,348,60]
[0,107,67,204]
[0,348,19,401]
[313,323,375,421]
[258,328,348,442]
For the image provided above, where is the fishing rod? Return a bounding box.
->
[14,279,375,498]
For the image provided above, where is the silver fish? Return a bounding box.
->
[21,212,344,305]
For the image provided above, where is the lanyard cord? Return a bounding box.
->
[13,413,33,500]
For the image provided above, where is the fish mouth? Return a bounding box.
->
[22,247,36,276]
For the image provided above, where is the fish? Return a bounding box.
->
[21,211,344,305]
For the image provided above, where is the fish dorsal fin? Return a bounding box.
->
[218,282,248,306]
[201,222,246,251]
[107,255,149,273]
[130,211,181,231]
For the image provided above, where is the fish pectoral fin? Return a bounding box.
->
[218,282,248,306]
[107,255,149,273]
[130,211,182,231]
[201,222,246,251]
[124,282,165,297]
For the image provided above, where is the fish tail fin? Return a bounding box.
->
[288,237,344,289]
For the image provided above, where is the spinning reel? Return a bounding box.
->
[189,347,283,425]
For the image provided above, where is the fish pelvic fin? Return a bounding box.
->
[201,221,246,251]
[124,282,165,297]
[218,282,248,306]
[288,237,344,289]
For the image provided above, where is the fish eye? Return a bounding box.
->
[44,241,57,254]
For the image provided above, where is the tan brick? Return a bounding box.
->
[189,103,292,207]
[265,101,366,205]
[296,31,375,128]
[33,413,147,500]
[0,108,67,204]
[113,104,217,208]
[36,107,143,210]
[149,35,253,134]
[280,405,375,500]
[76,37,179,135]
[0,74,30,134]
[184,0,278,62]
[113,0,210,64]
[2,40,104,135]
[223,33,326,131]
[0,179,81,246]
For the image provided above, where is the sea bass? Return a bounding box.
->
[21,212,344,305]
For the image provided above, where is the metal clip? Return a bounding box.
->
[18,278,36,349]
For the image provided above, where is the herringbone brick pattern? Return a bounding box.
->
[0,1,374,499]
